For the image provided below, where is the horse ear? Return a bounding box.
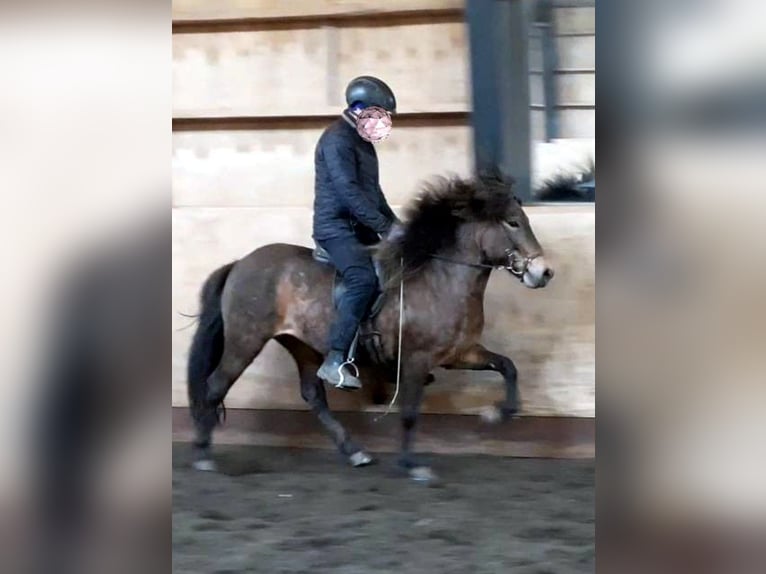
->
[449,193,475,219]
[477,166,517,190]
[451,202,473,219]
[477,164,502,183]
[502,172,516,187]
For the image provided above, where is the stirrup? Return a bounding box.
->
[336,357,360,389]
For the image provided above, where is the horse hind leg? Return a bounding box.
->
[205,341,263,405]
[193,335,269,471]
[303,368,374,467]
[276,335,373,467]
[191,404,219,471]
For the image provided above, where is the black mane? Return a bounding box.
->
[376,174,515,287]
[535,161,595,202]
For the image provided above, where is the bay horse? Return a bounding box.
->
[187,172,554,481]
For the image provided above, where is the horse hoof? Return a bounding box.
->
[349,451,374,467]
[192,459,218,472]
[409,466,438,484]
[479,404,503,424]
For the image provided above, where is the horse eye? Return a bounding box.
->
[508,220,520,229]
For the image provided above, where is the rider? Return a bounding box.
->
[313,76,399,390]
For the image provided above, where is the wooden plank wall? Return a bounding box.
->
[172,1,595,419]
[172,0,465,21]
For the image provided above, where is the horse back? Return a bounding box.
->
[221,243,335,350]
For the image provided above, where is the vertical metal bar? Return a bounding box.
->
[498,0,532,200]
[466,0,532,201]
[466,0,501,173]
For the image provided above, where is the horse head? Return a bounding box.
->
[472,171,554,289]
[378,171,554,289]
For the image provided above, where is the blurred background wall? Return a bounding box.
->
[172,1,594,441]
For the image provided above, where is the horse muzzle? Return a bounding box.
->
[520,255,554,289]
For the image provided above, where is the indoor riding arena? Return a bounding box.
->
[172,1,595,572]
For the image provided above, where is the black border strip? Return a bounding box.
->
[173,9,464,34]
[173,112,470,131]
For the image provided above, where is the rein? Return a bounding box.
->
[423,219,539,280]
[374,257,404,421]
[429,251,536,281]
[428,254,497,270]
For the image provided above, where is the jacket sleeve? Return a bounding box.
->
[323,141,393,235]
[377,185,400,225]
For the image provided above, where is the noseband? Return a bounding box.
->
[498,221,539,280]
[504,249,535,279]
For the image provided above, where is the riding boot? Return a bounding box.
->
[317,350,362,390]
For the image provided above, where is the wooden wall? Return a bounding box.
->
[172,1,594,418]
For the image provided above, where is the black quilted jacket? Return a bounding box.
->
[312,118,397,244]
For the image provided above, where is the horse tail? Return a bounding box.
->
[187,262,235,423]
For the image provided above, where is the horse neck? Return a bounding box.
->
[416,248,492,302]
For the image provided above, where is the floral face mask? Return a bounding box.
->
[355,106,393,143]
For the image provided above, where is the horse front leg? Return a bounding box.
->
[444,344,520,423]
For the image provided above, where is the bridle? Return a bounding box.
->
[429,249,538,281]
[505,250,538,279]
[428,219,540,281]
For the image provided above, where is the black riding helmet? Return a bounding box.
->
[345,76,397,114]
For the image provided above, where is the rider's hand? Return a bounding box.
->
[383,221,405,242]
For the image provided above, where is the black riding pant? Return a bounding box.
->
[317,236,378,355]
